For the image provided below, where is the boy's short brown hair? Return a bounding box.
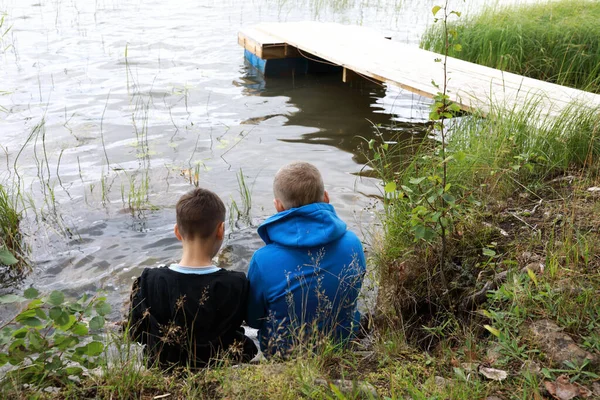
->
[176,188,225,239]
[273,162,324,209]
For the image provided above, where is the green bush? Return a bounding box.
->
[421,0,600,93]
[0,289,111,390]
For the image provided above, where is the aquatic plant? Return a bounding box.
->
[421,0,600,93]
[0,184,21,268]
[228,168,254,231]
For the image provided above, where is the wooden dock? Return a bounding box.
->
[238,22,600,120]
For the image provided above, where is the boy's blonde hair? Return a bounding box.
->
[273,162,324,209]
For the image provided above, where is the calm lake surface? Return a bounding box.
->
[0,0,530,315]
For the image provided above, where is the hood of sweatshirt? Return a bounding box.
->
[257,203,347,248]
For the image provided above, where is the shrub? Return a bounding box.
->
[0,288,111,391]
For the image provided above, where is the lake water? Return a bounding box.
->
[0,0,530,316]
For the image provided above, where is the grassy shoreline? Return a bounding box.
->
[421,0,600,93]
[2,102,598,399]
[2,1,600,398]
[0,184,23,275]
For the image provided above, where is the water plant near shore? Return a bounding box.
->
[421,0,600,93]
[0,184,22,270]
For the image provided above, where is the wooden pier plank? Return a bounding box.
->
[242,22,600,119]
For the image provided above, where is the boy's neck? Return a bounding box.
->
[179,240,216,268]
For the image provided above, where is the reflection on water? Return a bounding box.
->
[0,0,527,316]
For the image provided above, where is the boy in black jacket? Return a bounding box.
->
[128,188,257,369]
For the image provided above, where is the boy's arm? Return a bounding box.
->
[246,255,267,329]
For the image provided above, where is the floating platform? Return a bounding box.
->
[239,22,600,119]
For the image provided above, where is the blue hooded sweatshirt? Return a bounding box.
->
[246,203,366,356]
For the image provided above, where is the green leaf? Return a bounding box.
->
[15,309,36,323]
[0,294,24,304]
[0,248,18,266]
[439,216,449,228]
[0,353,7,367]
[484,324,501,338]
[26,298,43,310]
[400,185,413,194]
[409,177,426,185]
[482,248,497,258]
[23,288,39,300]
[85,341,104,357]
[48,291,65,306]
[49,306,61,320]
[45,356,62,371]
[50,308,70,327]
[34,308,47,320]
[442,193,456,204]
[454,151,466,162]
[8,339,26,365]
[384,181,397,193]
[56,335,79,351]
[21,317,42,328]
[432,5,442,16]
[11,328,28,339]
[526,267,538,287]
[66,366,83,376]
[27,330,46,352]
[59,315,76,331]
[414,225,436,242]
[453,44,463,52]
[95,301,111,316]
[71,322,88,336]
[68,302,84,313]
[89,316,105,331]
[453,367,467,382]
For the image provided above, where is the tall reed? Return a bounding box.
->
[421,0,600,93]
[0,184,22,267]
[447,102,600,194]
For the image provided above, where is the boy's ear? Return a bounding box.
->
[216,222,225,240]
[174,224,183,241]
[323,190,330,204]
[273,198,286,212]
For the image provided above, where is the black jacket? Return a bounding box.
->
[128,266,257,369]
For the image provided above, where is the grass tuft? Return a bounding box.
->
[421,0,600,93]
[0,183,24,271]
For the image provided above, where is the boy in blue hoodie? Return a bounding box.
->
[246,162,366,357]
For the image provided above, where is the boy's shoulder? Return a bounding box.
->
[140,266,247,283]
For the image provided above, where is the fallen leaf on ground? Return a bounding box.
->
[479,366,508,381]
[544,375,592,400]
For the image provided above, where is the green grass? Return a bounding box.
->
[377,102,600,256]
[421,0,600,93]
[365,78,600,395]
[0,183,22,268]
[447,103,600,194]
